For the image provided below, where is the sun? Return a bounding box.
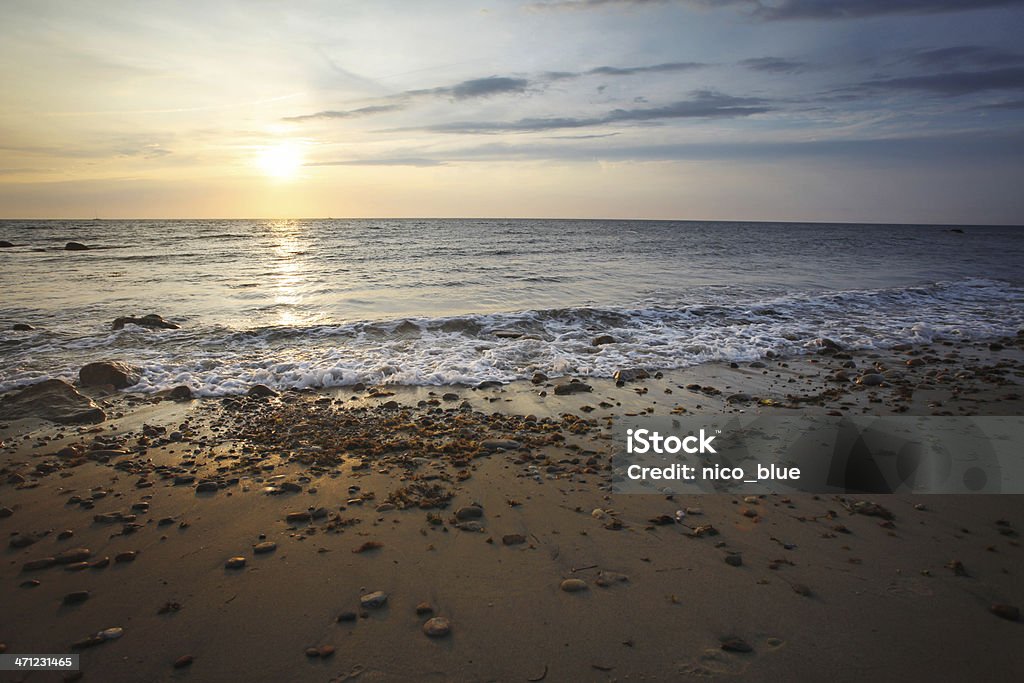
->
[255,141,304,180]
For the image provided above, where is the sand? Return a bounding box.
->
[1,337,1023,682]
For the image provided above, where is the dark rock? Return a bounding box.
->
[336,611,357,623]
[416,602,434,615]
[856,373,885,387]
[553,381,592,395]
[531,372,548,384]
[502,534,526,546]
[79,361,138,389]
[286,511,312,523]
[0,379,105,424]
[63,591,90,605]
[247,384,278,398]
[990,603,1019,621]
[253,541,277,554]
[12,323,35,331]
[23,557,56,571]
[360,591,388,609]
[0,240,14,247]
[720,637,753,653]
[173,655,194,669]
[481,439,521,451]
[0,506,13,518]
[55,548,92,564]
[111,314,180,330]
[592,335,616,346]
[726,393,752,404]
[195,481,219,493]
[167,385,193,401]
[114,551,138,563]
[455,505,483,521]
[65,242,89,251]
[724,554,743,567]
[613,368,649,383]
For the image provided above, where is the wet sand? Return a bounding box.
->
[2,337,1023,682]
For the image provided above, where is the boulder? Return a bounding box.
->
[554,381,592,395]
[247,384,278,398]
[12,323,35,331]
[0,379,105,424]
[65,242,89,251]
[0,240,14,248]
[111,314,180,330]
[79,361,139,389]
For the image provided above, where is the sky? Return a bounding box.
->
[1,0,1023,224]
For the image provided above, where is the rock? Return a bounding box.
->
[422,616,451,637]
[720,637,753,653]
[195,480,218,493]
[613,368,649,383]
[65,242,89,251]
[114,551,137,563]
[318,645,335,657]
[455,505,483,521]
[375,503,396,512]
[173,655,194,668]
[253,541,277,554]
[225,556,246,569]
[415,602,434,615]
[360,591,388,609]
[749,361,767,368]
[305,648,320,658]
[856,373,885,386]
[477,380,503,389]
[502,534,527,546]
[560,578,588,592]
[111,314,180,330]
[63,591,90,605]
[12,323,35,331]
[23,557,56,571]
[55,548,92,564]
[726,393,752,404]
[481,438,521,451]
[990,603,1020,621]
[0,506,13,518]
[493,330,523,339]
[247,384,278,398]
[724,554,743,567]
[98,627,123,641]
[553,381,592,395]
[592,335,616,346]
[336,611,357,623]
[167,385,193,401]
[286,511,312,523]
[0,240,14,247]
[79,361,139,389]
[0,379,105,424]
[531,372,548,384]
[441,393,459,401]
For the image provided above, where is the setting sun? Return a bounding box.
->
[255,141,303,180]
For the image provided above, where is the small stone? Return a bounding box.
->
[792,583,813,597]
[318,645,335,657]
[247,384,278,398]
[456,521,484,532]
[305,648,320,658]
[422,616,451,637]
[560,578,588,593]
[553,382,592,395]
[286,511,312,523]
[990,603,1020,621]
[98,627,123,641]
[455,505,483,521]
[336,611,357,623]
[415,602,434,615]
[726,393,752,404]
[502,534,527,546]
[63,591,90,605]
[55,548,92,564]
[253,541,277,554]
[173,655,194,668]
[721,637,753,653]
[23,557,57,571]
[114,551,138,563]
[195,481,219,493]
[225,556,246,569]
[20,579,41,588]
[856,373,885,386]
[724,554,743,567]
[360,591,388,609]
[375,503,396,512]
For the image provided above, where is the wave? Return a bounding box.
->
[1,278,1020,396]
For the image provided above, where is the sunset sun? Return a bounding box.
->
[255,141,303,180]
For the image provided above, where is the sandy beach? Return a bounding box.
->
[2,336,1022,682]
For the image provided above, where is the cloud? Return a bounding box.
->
[855,66,1024,96]
[412,91,771,134]
[531,0,1024,20]
[977,98,1024,109]
[410,76,531,100]
[739,57,807,73]
[586,62,707,76]
[282,104,404,122]
[306,157,444,167]
[905,45,1024,70]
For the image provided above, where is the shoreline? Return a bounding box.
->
[2,337,1023,681]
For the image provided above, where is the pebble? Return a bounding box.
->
[502,534,527,546]
[720,637,753,653]
[225,556,246,569]
[63,591,90,605]
[318,645,335,657]
[455,505,483,521]
[360,591,388,609]
[336,611,357,622]
[173,655,194,668]
[415,602,434,615]
[253,541,277,554]
[55,548,92,564]
[724,554,743,567]
[286,511,312,523]
[23,557,56,571]
[456,521,484,532]
[20,579,41,588]
[195,481,219,493]
[560,578,588,593]
[98,627,123,641]
[114,551,138,563]
[856,373,885,386]
[422,616,451,637]
[990,603,1020,621]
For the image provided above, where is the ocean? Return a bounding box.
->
[1,219,1022,395]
